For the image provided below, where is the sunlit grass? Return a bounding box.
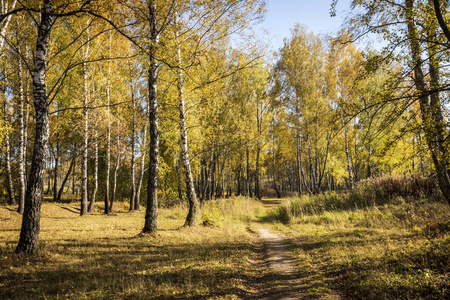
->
[266,192,450,299]
[0,197,262,299]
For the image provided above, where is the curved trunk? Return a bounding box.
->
[57,146,76,202]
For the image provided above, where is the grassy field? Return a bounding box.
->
[1,179,449,299]
[265,180,450,299]
[0,198,268,299]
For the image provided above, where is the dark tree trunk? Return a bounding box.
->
[53,134,59,202]
[143,0,160,233]
[57,146,76,202]
[130,88,136,211]
[15,2,53,254]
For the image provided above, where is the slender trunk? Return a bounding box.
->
[202,153,215,201]
[176,152,183,202]
[110,136,120,212]
[110,114,120,212]
[174,11,198,224]
[130,87,136,211]
[135,125,147,210]
[88,136,98,212]
[72,155,76,194]
[80,60,89,216]
[3,96,15,205]
[104,32,112,214]
[210,155,215,199]
[314,110,319,192]
[255,146,261,200]
[57,146,76,202]
[307,129,316,193]
[255,101,261,200]
[296,130,303,194]
[18,57,26,213]
[246,146,252,197]
[344,126,354,189]
[272,147,281,199]
[15,3,53,254]
[53,132,59,202]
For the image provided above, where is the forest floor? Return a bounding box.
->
[0,196,449,299]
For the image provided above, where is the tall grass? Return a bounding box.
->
[268,176,441,224]
[265,175,450,299]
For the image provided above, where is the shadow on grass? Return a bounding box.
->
[0,237,265,299]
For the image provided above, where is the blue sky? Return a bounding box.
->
[256,0,353,51]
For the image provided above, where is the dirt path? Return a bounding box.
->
[254,226,341,300]
[253,226,304,299]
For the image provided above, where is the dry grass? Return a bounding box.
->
[265,193,450,299]
[0,197,263,300]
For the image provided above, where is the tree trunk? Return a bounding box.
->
[406,0,450,206]
[176,152,183,202]
[88,136,98,212]
[110,121,120,212]
[174,9,199,225]
[255,100,262,200]
[143,2,160,233]
[344,126,354,190]
[3,95,15,205]
[246,146,252,197]
[18,57,26,213]
[57,146,76,202]
[130,88,136,211]
[15,2,53,254]
[255,146,261,200]
[104,32,112,214]
[135,125,147,210]
[296,130,303,194]
[53,132,59,202]
[80,60,89,216]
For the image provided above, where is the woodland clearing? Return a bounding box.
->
[1,194,448,299]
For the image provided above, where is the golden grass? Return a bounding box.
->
[0,197,264,299]
[267,200,450,299]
